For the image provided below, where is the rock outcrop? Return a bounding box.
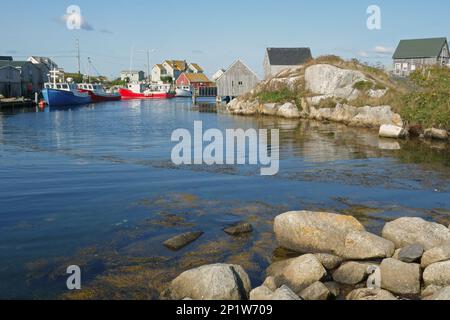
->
[170,264,251,300]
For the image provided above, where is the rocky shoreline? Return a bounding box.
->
[225,63,450,142]
[166,211,450,300]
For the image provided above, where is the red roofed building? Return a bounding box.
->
[175,73,214,89]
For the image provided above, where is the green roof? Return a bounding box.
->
[393,37,448,59]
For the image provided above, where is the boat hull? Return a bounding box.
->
[119,88,175,100]
[79,89,121,102]
[42,88,91,107]
[175,88,192,97]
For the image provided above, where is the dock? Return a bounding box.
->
[192,87,217,104]
[0,98,36,109]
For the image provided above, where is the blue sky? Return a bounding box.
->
[1,0,449,79]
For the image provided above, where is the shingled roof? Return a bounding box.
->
[393,38,448,59]
[266,48,312,66]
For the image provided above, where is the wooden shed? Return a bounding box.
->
[0,66,22,98]
[216,60,259,99]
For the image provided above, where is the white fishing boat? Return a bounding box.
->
[175,85,192,97]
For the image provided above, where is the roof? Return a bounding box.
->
[181,73,212,83]
[164,60,186,71]
[154,64,166,71]
[189,63,203,72]
[216,60,259,82]
[121,70,144,74]
[393,37,448,59]
[0,56,13,61]
[266,47,312,66]
[0,61,34,68]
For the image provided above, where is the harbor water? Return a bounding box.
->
[0,99,449,299]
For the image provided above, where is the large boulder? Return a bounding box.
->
[249,286,274,300]
[332,261,377,285]
[249,285,301,300]
[423,261,450,287]
[423,286,450,300]
[260,103,280,116]
[346,288,397,300]
[170,264,251,300]
[274,211,392,260]
[343,231,395,260]
[379,259,421,295]
[398,243,424,263]
[276,102,301,118]
[227,99,259,115]
[314,253,344,270]
[274,211,365,256]
[382,218,450,250]
[267,254,327,293]
[271,286,302,300]
[421,246,450,268]
[305,64,367,101]
[299,281,331,300]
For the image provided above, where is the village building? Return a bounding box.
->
[27,56,59,84]
[212,69,225,81]
[216,60,259,99]
[0,61,42,97]
[187,63,204,74]
[162,60,187,81]
[263,47,312,79]
[0,56,13,62]
[121,70,145,82]
[151,64,168,83]
[0,65,22,98]
[393,37,449,77]
[175,73,214,89]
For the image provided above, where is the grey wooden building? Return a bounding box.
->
[0,66,21,98]
[264,47,312,79]
[216,60,259,99]
[393,37,449,77]
[0,61,42,97]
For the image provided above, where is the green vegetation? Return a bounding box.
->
[399,67,450,129]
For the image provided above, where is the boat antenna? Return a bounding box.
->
[87,57,91,83]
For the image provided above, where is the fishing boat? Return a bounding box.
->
[77,83,121,102]
[119,83,175,100]
[175,85,192,97]
[42,82,91,106]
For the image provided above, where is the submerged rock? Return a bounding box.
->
[398,243,424,263]
[379,258,421,295]
[224,223,253,236]
[346,288,397,300]
[164,232,204,251]
[170,263,251,300]
[268,254,327,293]
[421,246,450,268]
[423,261,450,287]
[299,281,331,300]
[382,217,450,250]
[274,211,364,256]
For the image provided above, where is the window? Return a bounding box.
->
[402,63,408,71]
[238,81,243,86]
[395,63,401,70]
[62,84,68,90]
[56,84,62,89]
[410,65,416,71]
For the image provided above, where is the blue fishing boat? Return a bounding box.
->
[42,82,91,107]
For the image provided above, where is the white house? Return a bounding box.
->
[162,60,187,81]
[187,63,204,74]
[151,64,168,83]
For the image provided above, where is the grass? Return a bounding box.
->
[255,87,303,109]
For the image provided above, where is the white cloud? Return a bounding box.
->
[373,46,394,55]
[357,51,370,58]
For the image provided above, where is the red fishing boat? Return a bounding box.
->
[77,83,121,102]
[119,83,175,100]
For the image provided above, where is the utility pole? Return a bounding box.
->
[76,39,81,75]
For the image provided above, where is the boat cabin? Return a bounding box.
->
[44,82,78,92]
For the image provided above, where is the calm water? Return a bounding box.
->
[0,99,449,299]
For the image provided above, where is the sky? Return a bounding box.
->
[1,0,449,79]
